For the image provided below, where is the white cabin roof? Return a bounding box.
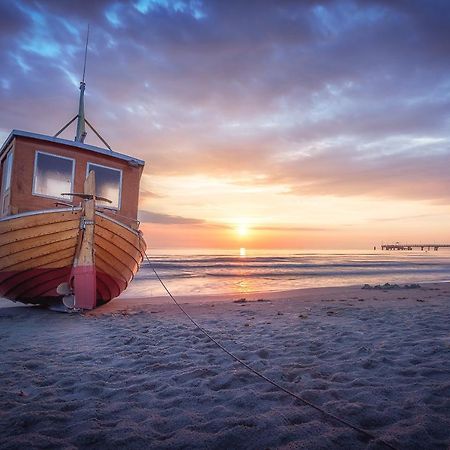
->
[0,129,145,167]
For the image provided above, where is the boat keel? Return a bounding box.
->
[72,265,96,309]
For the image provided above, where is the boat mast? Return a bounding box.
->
[75,25,89,143]
[54,25,112,151]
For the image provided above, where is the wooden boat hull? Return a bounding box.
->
[0,208,146,307]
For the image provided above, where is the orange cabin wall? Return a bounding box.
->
[7,136,143,223]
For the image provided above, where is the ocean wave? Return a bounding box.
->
[126,251,450,296]
[142,260,444,271]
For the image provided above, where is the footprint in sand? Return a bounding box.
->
[257,349,269,359]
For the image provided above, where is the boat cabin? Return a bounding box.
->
[0,130,144,228]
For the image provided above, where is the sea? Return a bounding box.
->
[122,248,450,298]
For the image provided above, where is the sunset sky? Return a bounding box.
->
[1,0,449,249]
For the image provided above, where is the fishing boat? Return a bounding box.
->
[0,40,146,310]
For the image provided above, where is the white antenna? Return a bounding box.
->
[55,24,112,150]
[82,24,90,83]
[75,24,89,143]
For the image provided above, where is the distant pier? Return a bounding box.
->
[381,243,450,251]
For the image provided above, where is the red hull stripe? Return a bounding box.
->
[3,267,69,298]
[95,273,112,300]
[97,271,122,300]
[0,268,126,303]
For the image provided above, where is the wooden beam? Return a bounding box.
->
[72,171,97,309]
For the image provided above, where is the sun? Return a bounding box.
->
[233,218,252,239]
[237,224,249,237]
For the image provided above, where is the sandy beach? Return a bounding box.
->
[1,283,449,449]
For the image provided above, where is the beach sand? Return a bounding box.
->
[1,283,449,449]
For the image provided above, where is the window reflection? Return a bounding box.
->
[34,152,74,199]
[87,163,121,209]
[1,151,13,216]
[2,151,13,193]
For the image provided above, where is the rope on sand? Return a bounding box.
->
[143,252,399,450]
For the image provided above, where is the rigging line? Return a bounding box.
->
[54,115,78,137]
[142,252,399,450]
[85,118,112,150]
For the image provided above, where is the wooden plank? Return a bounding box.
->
[4,248,75,271]
[0,229,78,258]
[74,173,95,268]
[71,171,97,309]
[7,268,71,299]
[95,239,136,280]
[95,226,143,266]
[27,272,73,299]
[97,270,122,300]
[95,274,113,301]
[0,237,77,270]
[95,213,147,272]
[95,214,142,247]
[0,210,81,235]
[95,257,125,299]
[95,232,140,268]
[2,266,64,297]
[95,253,129,285]
[0,219,79,246]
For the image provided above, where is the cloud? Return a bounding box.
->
[138,209,236,228]
[1,0,450,211]
[253,225,332,232]
[274,143,450,202]
[138,209,204,224]
[373,213,447,222]
[139,188,164,200]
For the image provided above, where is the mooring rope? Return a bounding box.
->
[143,252,399,450]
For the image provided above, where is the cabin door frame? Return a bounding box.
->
[0,149,13,217]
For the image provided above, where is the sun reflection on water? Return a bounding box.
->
[236,279,253,294]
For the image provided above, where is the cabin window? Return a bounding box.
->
[1,150,13,216]
[87,163,121,209]
[2,151,13,193]
[33,151,74,200]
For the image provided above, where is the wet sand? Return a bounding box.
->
[1,283,449,449]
